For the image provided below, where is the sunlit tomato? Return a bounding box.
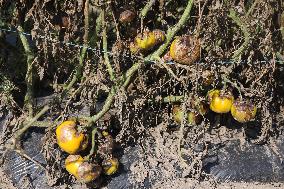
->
[65,155,101,183]
[131,29,165,53]
[135,31,156,50]
[102,157,119,175]
[208,89,234,113]
[169,35,200,65]
[56,120,88,154]
[231,99,257,123]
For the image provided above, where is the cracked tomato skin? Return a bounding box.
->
[65,155,102,183]
[231,99,257,123]
[56,120,88,154]
[208,89,234,113]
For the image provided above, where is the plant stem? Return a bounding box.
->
[18,26,34,118]
[140,0,156,18]
[63,0,89,93]
[102,8,115,81]
[85,127,97,160]
[14,105,50,139]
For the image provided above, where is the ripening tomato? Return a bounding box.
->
[208,89,234,113]
[130,29,165,53]
[231,99,257,123]
[56,120,88,154]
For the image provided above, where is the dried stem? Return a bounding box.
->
[228,9,250,62]
[140,0,156,30]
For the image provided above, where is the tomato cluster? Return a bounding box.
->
[208,89,257,123]
[55,120,118,183]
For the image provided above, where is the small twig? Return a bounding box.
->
[110,7,121,40]
[154,57,186,83]
[245,0,259,17]
[228,9,250,62]
[140,0,156,31]
[102,8,115,81]
[223,77,243,99]
[18,26,35,118]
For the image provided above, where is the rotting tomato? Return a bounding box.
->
[208,89,234,113]
[169,35,200,65]
[97,131,114,158]
[130,29,165,53]
[102,157,119,175]
[119,10,136,24]
[173,106,202,125]
[231,99,257,123]
[65,155,101,183]
[56,120,88,154]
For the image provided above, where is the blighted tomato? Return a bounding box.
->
[65,155,101,183]
[102,157,119,175]
[97,131,114,158]
[169,35,200,65]
[119,10,136,24]
[201,70,214,86]
[231,99,257,123]
[56,120,88,154]
[208,89,234,113]
[131,29,165,53]
[173,106,202,125]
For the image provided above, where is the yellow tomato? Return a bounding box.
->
[129,42,140,54]
[208,89,234,113]
[169,35,200,65]
[65,155,84,177]
[102,157,119,175]
[65,155,101,183]
[231,99,257,123]
[131,29,165,53]
[56,120,88,154]
[135,31,156,50]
